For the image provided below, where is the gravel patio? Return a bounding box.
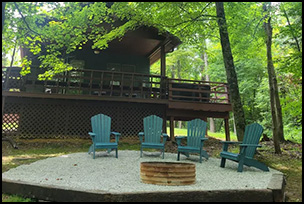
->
[2,150,285,202]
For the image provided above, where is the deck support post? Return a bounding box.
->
[160,43,167,99]
[224,118,230,141]
[202,117,208,136]
[160,44,166,78]
[170,116,174,141]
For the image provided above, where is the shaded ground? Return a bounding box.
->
[2,136,302,202]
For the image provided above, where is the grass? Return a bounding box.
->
[2,194,33,202]
[167,127,238,141]
[2,133,302,202]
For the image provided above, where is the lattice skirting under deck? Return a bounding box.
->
[2,96,166,139]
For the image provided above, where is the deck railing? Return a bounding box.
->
[2,67,230,104]
[168,78,229,104]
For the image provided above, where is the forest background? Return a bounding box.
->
[2,2,302,144]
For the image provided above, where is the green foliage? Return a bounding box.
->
[2,194,35,202]
[2,2,302,143]
[151,44,203,80]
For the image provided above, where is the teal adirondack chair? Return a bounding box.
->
[138,115,168,159]
[220,123,269,172]
[88,114,121,159]
[176,119,208,163]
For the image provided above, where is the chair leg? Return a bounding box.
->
[183,152,190,158]
[201,150,209,160]
[88,145,93,154]
[116,148,118,158]
[244,159,270,172]
[177,152,180,161]
[220,158,226,167]
[162,149,165,159]
[237,162,244,172]
[199,151,202,163]
[237,153,246,172]
[92,143,96,159]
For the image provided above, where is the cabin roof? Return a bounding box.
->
[21,4,182,66]
[97,25,182,65]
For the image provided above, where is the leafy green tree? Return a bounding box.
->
[153,45,203,80]
[2,2,302,145]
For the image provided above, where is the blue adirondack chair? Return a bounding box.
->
[220,123,269,172]
[176,119,208,163]
[138,115,168,159]
[88,114,121,159]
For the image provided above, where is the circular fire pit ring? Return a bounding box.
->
[140,162,196,186]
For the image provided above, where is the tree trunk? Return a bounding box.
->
[178,121,182,129]
[263,3,284,154]
[232,114,237,135]
[215,2,246,141]
[201,41,215,133]
[171,65,175,79]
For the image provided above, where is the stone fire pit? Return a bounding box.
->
[140,162,196,186]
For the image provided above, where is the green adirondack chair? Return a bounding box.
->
[138,115,168,159]
[88,114,121,159]
[220,123,269,172]
[176,119,208,163]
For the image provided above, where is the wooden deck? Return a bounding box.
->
[2,67,232,140]
[2,67,231,109]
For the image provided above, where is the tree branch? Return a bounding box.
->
[281,3,301,52]
[14,2,41,36]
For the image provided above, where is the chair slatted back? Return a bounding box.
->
[91,114,111,143]
[242,123,264,158]
[143,115,163,143]
[187,119,207,147]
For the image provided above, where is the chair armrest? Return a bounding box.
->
[199,137,208,148]
[220,141,240,152]
[238,144,262,156]
[162,133,169,138]
[175,136,187,139]
[239,144,262,148]
[88,132,96,143]
[220,141,240,144]
[89,132,96,137]
[138,132,144,143]
[161,133,169,143]
[176,136,187,146]
[111,131,121,136]
[111,132,121,143]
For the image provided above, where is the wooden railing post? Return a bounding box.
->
[120,73,124,97]
[168,79,172,100]
[89,71,93,95]
[198,82,202,102]
[110,72,114,96]
[130,74,134,98]
[99,72,104,96]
